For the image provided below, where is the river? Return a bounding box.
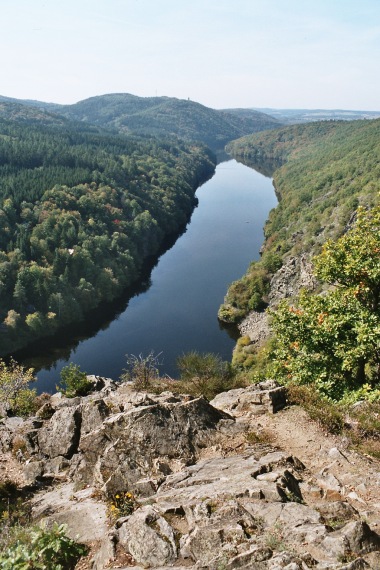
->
[19,159,277,393]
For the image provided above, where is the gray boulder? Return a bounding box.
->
[118,505,177,568]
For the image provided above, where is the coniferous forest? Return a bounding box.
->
[0,108,216,354]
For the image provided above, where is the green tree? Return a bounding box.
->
[0,358,36,416]
[57,363,91,397]
[269,204,380,401]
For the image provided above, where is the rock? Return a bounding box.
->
[91,531,117,570]
[75,396,231,495]
[317,501,358,526]
[154,451,305,507]
[269,254,317,306]
[210,381,286,416]
[23,459,44,485]
[80,398,110,436]
[238,311,270,346]
[4,383,380,569]
[118,505,177,567]
[38,406,81,459]
[328,447,350,463]
[31,482,108,543]
[0,416,24,452]
[320,521,380,560]
[226,546,273,569]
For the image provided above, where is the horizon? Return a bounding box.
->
[1,91,380,114]
[1,0,379,111]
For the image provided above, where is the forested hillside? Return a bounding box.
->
[39,93,282,150]
[0,110,215,354]
[222,118,380,403]
[220,119,380,322]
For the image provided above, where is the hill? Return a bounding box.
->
[220,118,380,327]
[229,107,380,124]
[53,93,282,150]
[228,118,380,258]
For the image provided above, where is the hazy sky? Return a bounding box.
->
[1,0,380,110]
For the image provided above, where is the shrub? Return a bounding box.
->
[120,351,162,390]
[176,351,236,400]
[107,491,136,521]
[286,383,344,434]
[0,358,37,417]
[0,522,87,569]
[57,363,91,398]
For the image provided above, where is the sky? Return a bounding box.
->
[1,0,380,110]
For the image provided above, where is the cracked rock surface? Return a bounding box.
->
[1,378,380,569]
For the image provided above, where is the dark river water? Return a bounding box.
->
[19,159,277,393]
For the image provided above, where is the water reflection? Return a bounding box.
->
[13,226,188,373]
[16,159,277,392]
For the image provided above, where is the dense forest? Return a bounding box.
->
[220,119,380,401]
[0,93,282,152]
[220,119,380,322]
[0,107,216,354]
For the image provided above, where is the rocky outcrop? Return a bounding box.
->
[2,379,380,569]
[210,379,287,415]
[239,253,318,345]
[269,253,317,306]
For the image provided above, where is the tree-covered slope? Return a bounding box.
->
[54,93,282,150]
[0,114,215,354]
[220,119,380,323]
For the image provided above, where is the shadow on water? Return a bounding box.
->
[12,223,191,374]
[234,155,283,178]
[12,158,278,390]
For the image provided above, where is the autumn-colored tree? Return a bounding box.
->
[269,204,380,401]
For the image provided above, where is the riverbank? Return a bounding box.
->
[0,146,216,359]
[222,120,380,368]
[16,160,277,393]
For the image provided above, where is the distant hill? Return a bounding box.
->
[249,107,380,124]
[0,94,57,110]
[0,93,282,151]
[0,101,69,126]
[220,118,380,324]
[53,94,282,150]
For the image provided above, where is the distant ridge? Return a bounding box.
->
[248,107,380,123]
[0,93,282,151]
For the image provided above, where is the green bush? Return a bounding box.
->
[0,522,87,570]
[0,358,37,417]
[57,363,91,398]
[176,351,236,400]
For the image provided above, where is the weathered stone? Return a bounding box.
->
[317,501,358,526]
[155,451,305,509]
[91,530,117,570]
[320,521,380,559]
[269,254,317,306]
[75,397,231,494]
[210,382,286,416]
[31,482,108,543]
[118,505,177,567]
[226,546,273,569]
[0,416,24,452]
[38,406,81,459]
[238,310,270,346]
[80,398,110,437]
[23,460,45,485]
